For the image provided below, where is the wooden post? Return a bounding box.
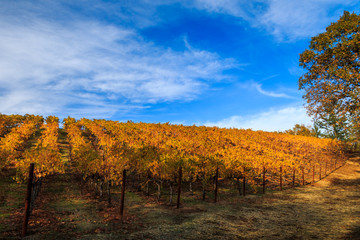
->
[177,166,182,209]
[107,181,111,206]
[236,177,242,196]
[156,181,161,202]
[325,162,327,176]
[169,182,173,205]
[312,165,315,184]
[302,166,305,185]
[202,182,206,201]
[22,163,34,238]
[292,168,296,187]
[279,166,283,191]
[262,166,266,194]
[120,169,126,219]
[214,167,219,203]
[242,175,246,196]
[189,175,193,195]
[69,145,72,161]
[242,166,246,196]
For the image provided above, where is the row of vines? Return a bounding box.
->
[63,117,348,206]
[0,114,65,235]
[0,114,65,181]
[0,114,348,199]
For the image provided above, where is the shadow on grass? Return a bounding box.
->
[330,177,360,187]
[345,226,360,239]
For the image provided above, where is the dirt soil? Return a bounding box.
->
[1,154,360,239]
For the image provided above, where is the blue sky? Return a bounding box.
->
[0,0,359,131]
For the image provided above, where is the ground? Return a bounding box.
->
[1,151,360,239]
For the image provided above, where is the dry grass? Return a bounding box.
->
[1,154,360,239]
[119,154,360,239]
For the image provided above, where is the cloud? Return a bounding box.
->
[0,5,238,117]
[238,81,295,99]
[205,105,312,131]
[191,0,359,41]
[191,0,266,20]
[288,65,305,77]
[10,0,356,42]
[258,0,354,41]
[253,82,292,98]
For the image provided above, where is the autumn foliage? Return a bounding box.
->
[0,115,65,182]
[63,118,347,194]
[0,114,348,196]
[0,114,43,170]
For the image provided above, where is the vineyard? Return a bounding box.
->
[0,113,352,238]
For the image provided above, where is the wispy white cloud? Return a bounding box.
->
[37,0,355,42]
[191,0,266,20]
[258,0,357,41]
[253,82,292,98]
[288,65,305,77]
[0,6,238,117]
[204,105,312,131]
[191,0,359,41]
[238,81,295,99]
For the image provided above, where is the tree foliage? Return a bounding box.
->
[299,11,360,141]
[284,124,316,137]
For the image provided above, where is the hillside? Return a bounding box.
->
[0,116,356,239]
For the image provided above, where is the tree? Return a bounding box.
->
[299,11,360,141]
[284,124,316,137]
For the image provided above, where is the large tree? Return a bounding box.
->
[299,11,360,140]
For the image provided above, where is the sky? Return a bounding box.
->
[0,0,359,131]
